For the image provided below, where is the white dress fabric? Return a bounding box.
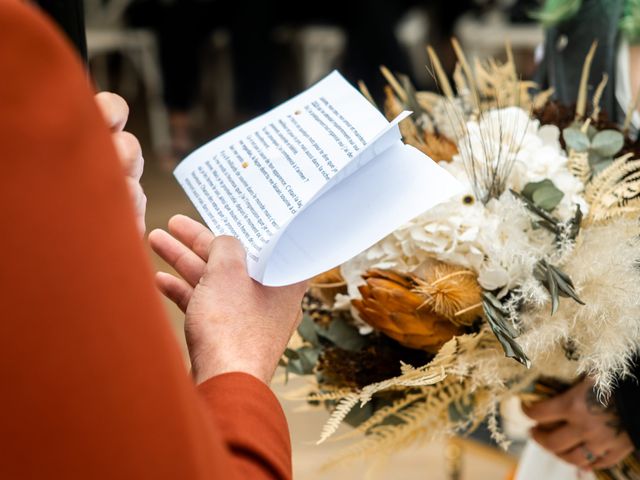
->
[515,441,596,480]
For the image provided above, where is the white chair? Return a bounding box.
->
[85,0,170,154]
[454,11,544,63]
[290,25,347,88]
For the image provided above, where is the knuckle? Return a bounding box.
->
[114,131,142,159]
[114,132,144,179]
[96,92,129,128]
[569,395,586,415]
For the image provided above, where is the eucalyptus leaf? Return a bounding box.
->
[587,150,606,168]
[298,315,319,346]
[563,127,590,152]
[283,348,299,360]
[521,180,548,201]
[286,358,306,375]
[592,158,614,176]
[532,184,564,211]
[316,317,367,351]
[510,189,560,234]
[297,346,320,374]
[591,130,624,157]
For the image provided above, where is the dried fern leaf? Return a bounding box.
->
[328,391,428,443]
[317,393,360,444]
[567,150,591,183]
[585,154,640,223]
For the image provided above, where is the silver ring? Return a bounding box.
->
[580,445,596,463]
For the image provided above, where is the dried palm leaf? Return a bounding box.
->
[584,154,640,223]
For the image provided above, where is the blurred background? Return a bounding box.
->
[85,0,543,478]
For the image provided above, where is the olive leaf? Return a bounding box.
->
[562,127,590,152]
[591,129,624,157]
[534,260,585,315]
[482,292,531,368]
[566,204,583,241]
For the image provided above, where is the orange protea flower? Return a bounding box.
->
[352,263,483,352]
[352,269,463,353]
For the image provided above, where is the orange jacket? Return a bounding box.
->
[0,2,291,479]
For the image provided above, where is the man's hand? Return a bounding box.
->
[148,215,307,385]
[94,92,146,234]
[523,378,634,470]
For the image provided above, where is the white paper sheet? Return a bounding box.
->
[174,71,462,285]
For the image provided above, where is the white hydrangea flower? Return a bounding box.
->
[342,107,586,303]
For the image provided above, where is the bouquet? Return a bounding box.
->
[281,41,640,476]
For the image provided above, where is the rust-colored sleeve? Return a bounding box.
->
[0,2,291,479]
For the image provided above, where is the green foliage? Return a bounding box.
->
[563,127,590,151]
[591,130,625,156]
[534,260,585,315]
[282,313,367,380]
[563,125,625,176]
[621,0,640,44]
[298,314,320,346]
[316,317,368,352]
[531,0,583,26]
[522,179,565,212]
[283,346,319,376]
[482,292,531,368]
[510,189,582,242]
